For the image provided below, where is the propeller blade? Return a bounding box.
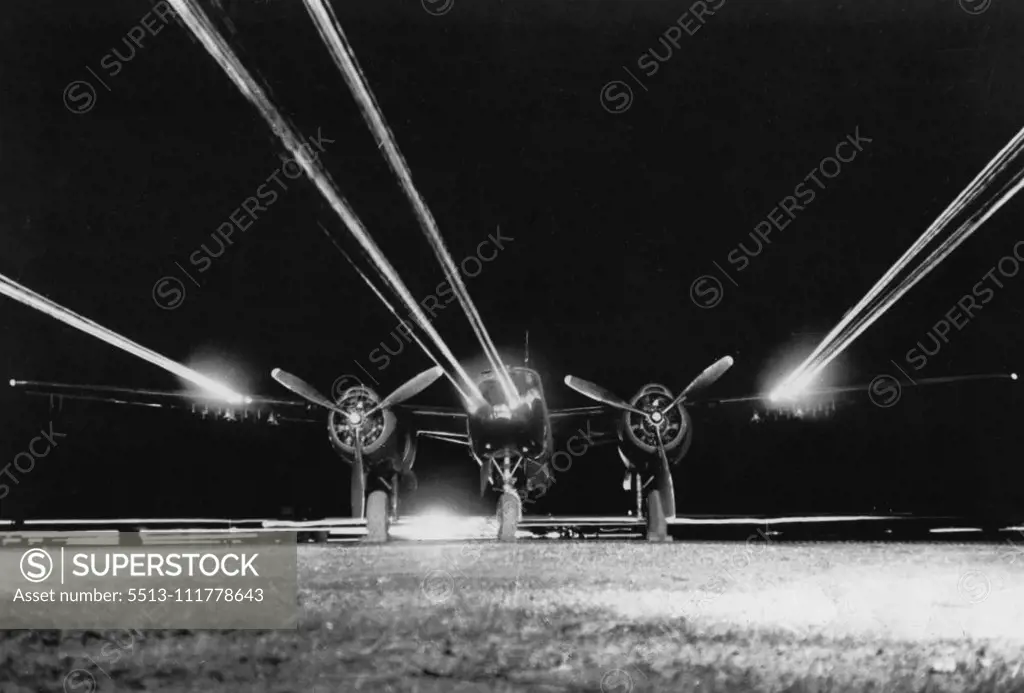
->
[365,365,445,416]
[351,435,365,519]
[564,375,647,416]
[271,368,344,413]
[654,425,676,520]
[669,355,735,409]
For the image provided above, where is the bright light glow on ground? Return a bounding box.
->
[388,510,499,541]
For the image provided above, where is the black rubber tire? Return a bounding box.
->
[646,489,670,541]
[365,490,389,543]
[497,492,521,542]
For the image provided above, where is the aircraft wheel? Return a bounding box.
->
[496,492,521,542]
[646,490,670,542]
[365,490,390,543]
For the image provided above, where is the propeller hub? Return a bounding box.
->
[624,387,687,451]
[328,387,387,452]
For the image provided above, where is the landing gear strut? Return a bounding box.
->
[633,472,642,518]
[389,473,400,522]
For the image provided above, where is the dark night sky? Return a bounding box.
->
[1,0,1022,520]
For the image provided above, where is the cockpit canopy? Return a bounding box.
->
[475,366,542,407]
[468,366,549,459]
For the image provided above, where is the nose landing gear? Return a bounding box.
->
[491,453,524,541]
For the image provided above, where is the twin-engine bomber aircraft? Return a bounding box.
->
[11,353,737,541]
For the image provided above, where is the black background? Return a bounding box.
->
[0,0,1021,521]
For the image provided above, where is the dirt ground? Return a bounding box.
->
[3,539,1024,692]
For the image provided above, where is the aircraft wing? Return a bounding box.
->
[397,404,468,419]
[8,379,321,423]
[547,405,621,447]
[398,404,624,447]
[691,373,1016,407]
[394,404,470,445]
[548,405,609,420]
[9,380,481,431]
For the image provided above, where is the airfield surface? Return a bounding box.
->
[3,540,1024,692]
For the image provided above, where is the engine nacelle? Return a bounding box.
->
[326,386,399,467]
[618,383,693,467]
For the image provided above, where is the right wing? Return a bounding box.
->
[694,373,1016,407]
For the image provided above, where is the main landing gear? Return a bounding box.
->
[364,473,400,544]
[630,471,671,542]
[646,489,670,542]
[365,490,389,543]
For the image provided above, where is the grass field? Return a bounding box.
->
[3,539,1024,692]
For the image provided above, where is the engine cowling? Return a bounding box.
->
[326,386,398,463]
[619,383,693,464]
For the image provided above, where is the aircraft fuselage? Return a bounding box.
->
[467,366,552,464]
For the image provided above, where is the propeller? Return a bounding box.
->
[563,376,648,416]
[665,355,734,411]
[653,424,676,520]
[351,433,365,518]
[271,365,444,419]
[272,365,443,519]
[364,365,444,417]
[564,356,733,520]
[271,368,346,413]
[564,356,734,419]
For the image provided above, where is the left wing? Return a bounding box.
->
[11,380,479,434]
[398,404,470,445]
[9,379,320,423]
